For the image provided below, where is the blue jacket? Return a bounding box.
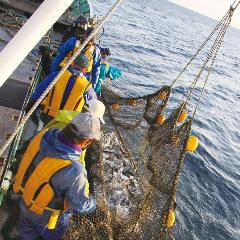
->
[50,37,101,90]
[31,71,97,105]
[95,63,122,94]
[19,129,96,239]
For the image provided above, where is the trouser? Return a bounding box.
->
[18,108,44,150]
[85,141,101,194]
[17,110,53,154]
[19,203,70,240]
[1,188,21,239]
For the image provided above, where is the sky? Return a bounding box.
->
[168,0,240,29]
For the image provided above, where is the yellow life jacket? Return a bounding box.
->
[59,42,95,74]
[42,70,92,117]
[84,44,95,73]
[13,130,72,215]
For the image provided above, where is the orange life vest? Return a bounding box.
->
[13,130,72,215]
[42,70,91,117]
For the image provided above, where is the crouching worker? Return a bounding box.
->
[13,112,101,240]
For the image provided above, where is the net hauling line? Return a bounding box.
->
[159,4,237,238]
[0,0,124,158]
[152,3,238,129]
[173,0,240,90]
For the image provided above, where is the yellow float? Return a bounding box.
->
[186,136,199,152]
[112,103,121,111]
[178,111,188,123]
[127,99,137,106]
[159,91,167,100]
[156,114,166,125]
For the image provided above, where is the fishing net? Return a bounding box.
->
[1,3,233,240]
[64,85,192,240]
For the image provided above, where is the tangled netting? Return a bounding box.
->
[64,85,192,240]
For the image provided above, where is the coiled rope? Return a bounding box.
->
[0,0,124,157]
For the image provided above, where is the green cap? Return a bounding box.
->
[74,54,90,68]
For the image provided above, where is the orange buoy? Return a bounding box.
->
[186,136,199,152]
[156,114,166,125]
[178,111,188,123]
[112,103,120,111]
[127,99,137,106]
[159,91,167,100]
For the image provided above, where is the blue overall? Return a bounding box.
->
[95,63,122,95]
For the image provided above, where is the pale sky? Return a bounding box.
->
[169,0,240,29]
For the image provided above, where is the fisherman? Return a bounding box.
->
[62,15,98,43]
[95,47,122,96]
[39,45,56,75]
[62,15,89,43]
[2,100,105,240]
[50,25,101,91]
[29,54,97,126]
[13,111,102,240]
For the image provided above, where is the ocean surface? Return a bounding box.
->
[92,0,240,239]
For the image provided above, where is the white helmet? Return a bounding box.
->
[85,99,105,124]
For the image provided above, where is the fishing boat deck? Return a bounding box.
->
[0,0,74,28]
[0,23,40,109]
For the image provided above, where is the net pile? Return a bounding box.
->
[64,85,192,240]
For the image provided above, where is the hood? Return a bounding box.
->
[40,129,81,161]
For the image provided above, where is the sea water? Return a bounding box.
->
[92,0,240,239]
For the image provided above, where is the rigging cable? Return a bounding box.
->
[191,12,233,118]
[170,9,231,87]
[183,10,232,104]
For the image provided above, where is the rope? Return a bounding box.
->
[170,0,240,88]
[107,79,133,98]
[168,7,234,130]
[0,0,124,157]
[183,11,231,104]
[170,9,231,87]
[192,11,233,118]
[231,0,240,10]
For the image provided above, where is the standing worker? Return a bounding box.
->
[95,48,122,96]
[14,112,102,240]
[50,24,101,91]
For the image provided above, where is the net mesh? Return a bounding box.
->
[64,85,192,240]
